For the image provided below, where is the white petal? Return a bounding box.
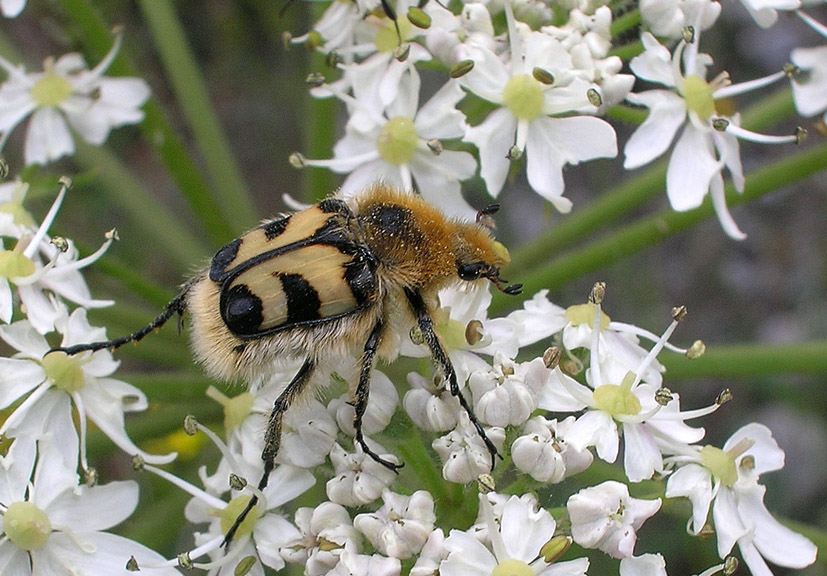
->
[0,357,44,409]
[665,125,721,211]
[664,463,712,534]
[414,80,467,140]
[48,481,138,532]
[739,482,817,568]
[619,553,667,576]
[25,107,74,165]
[0,434,37,504]
[623,90,686,169]
[712,487,747,557]
[790,46,827,117]
[629,33,676,87]
[39,532,181,576]
[525,116,617,212]
[463,108,516,197]
[82,384,177,465]
[459,44,509,104]
[724,422,784,476]
[622,423,662,482]
[500,496,556,562]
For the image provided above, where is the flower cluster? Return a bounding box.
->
[0,174,179,575]
[0,0,822,575]
[109,280,812,576]
[286,0,825,236]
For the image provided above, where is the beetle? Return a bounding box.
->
[51,184,521,544]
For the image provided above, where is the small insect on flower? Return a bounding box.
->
[49,183,521,545]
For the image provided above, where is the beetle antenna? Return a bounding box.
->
[48,291,189,357]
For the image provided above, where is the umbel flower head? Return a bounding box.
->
[0,30,150,165]
[0,433,180,576]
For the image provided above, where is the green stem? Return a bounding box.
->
[137,0,259,233]
[660,341,827,378]
[56,0,236,246]
[496,140,827,310]
[73,142,204,268]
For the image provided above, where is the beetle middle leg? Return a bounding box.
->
[222,357,316,547]
[353,319,403,472]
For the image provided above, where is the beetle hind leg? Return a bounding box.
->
[222,357,316,547]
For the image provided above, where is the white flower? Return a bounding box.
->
[331,369,399,438]
[441,493,589,576]
[0,181,114,333]
[790,45,827,119]
[460,4,617,212]
[624,30,793,239]
[149,420,314,576]
[281,502,360,576]
[328,541,401,576]
[0,310,176,468]
[511,415,593,483]
[303,68,477,217]
[0,435,178,576]
[547,299,712,482]
[326,442,399,506]
[468,354,550,427]
[422,1,497,66]
[354,490,436,559]
[401,286,566,389]
[639,0,721,39]
[567,480,662,559]
[0,32,150,165]
[404,371,461,432]
[665,423,817,576]
[432,412,505,484]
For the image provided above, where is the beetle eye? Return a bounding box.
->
[457,262,484,281]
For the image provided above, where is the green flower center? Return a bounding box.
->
[502,75,545,121]
[219,495,263,539]
[377,117,418,165]
[224,392,255,431]
[3,501,52,551]
[682,75,716,122]
[564,303,611,329]
[41,351,86,393]
[492,558,535,576]
[593,372,641,417]
[30,72,73,108]
[0,250,35,280]
[700,445,737,487]
[374,17,413,53]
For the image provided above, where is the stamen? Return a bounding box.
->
[143,463,227,510]
[22,178,70,260]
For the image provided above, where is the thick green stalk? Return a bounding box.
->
[137,0,259,233]
[660,341,827,378]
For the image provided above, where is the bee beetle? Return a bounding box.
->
[52,184,521,544]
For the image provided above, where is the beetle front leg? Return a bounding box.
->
[404,288,501,470]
